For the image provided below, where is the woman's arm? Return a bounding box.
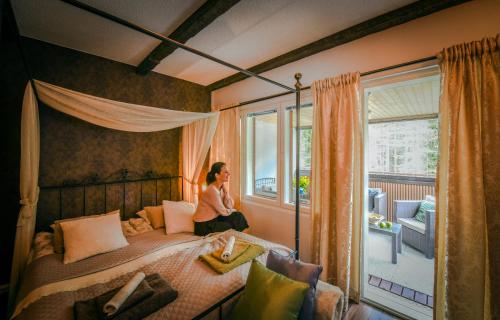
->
[221,185,235,209]
[206,186,232,216]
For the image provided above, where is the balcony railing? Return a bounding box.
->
[369,173,435,221]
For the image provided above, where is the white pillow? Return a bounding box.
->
[60,210,129,264]
[162,200,195,234]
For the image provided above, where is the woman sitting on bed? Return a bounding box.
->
[193,162,249,236]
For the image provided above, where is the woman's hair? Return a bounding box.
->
[206,162,226,185]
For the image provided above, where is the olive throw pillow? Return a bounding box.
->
[266,250,323,320]
[232,260,309,320]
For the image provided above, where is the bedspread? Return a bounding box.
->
[13,230,343,320]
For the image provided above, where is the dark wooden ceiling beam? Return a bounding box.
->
[207,0,470,91]
[136,0,240,75]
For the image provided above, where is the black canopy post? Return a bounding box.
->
[294,73,302,260]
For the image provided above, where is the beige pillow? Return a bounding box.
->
[60,210,129,264]
[162,200,195,234]
[144,205,165,229]
[121,220,139,237]
[51,210,119,253]
[129,218,154,234]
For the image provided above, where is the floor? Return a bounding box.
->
[344,301,401,320]
[364,231,434,320]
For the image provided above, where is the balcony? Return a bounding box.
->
[365,173,435,320]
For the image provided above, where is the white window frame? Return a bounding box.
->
[240,91,313,213]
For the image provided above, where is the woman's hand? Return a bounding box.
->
[222,183,229,194]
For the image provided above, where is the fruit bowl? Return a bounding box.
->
[368,213,384,225]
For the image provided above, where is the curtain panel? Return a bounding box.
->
[9,80,218,311]
[310,73,364,311]
[209,108,241,209]
[182,114,220,205]
[9,84,40,310]
[435,35,499,320]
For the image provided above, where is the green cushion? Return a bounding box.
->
[415,200,435,222]
[232,260,310,320]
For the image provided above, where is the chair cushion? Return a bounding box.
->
[368,188,380,211]
[397,218,426,234]
[232,260,309,320]
[414,200,435,222]
[266,250,322,320]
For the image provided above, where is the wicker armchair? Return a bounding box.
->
[394,200,435,259]
[368,188,388,218]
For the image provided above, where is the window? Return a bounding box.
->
[245,110,278,199]
[284,104,313,204]
[368,118,438,177]
[243,101,312,208]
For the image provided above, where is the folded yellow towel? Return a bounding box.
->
[211,240,250,263]
[200,242,265,274]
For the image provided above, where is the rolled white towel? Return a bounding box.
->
[103,272,146,316]
[221,236,236,262]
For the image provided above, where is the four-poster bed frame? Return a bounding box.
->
[22,0,305,259]
[28,0,438,260]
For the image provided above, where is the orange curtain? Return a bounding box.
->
[310,73,363,310]
[435,35,500,320]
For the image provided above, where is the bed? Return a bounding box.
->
[13,228,343,320]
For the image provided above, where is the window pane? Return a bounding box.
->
[368,118,439,176]
[246,110,278,198]
[284,104,312,205]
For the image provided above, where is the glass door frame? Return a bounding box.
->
[359,62,440,320]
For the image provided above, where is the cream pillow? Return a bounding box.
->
[60,210,129,264]
[162,200,195,234]
[144,205,165,229]
[51,210,118,253]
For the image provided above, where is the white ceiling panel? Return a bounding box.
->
[12,0,415,85]
[154,0,415,85]
[367,75,440,120]
[12,0,205,66]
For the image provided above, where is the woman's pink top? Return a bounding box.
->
[193,184,235,222]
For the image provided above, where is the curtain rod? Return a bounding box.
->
[61,0,296,93]
[219,55,437,111]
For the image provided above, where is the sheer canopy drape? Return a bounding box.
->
[435,35,499,320]
[209,108,241,208]
[9,80,218,310]
[34,80,213,132]
[182,114,220,205]
[9,84,40,309]
[310,73,363,311]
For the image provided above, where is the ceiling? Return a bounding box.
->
[12,0,415,86]
[367,74,440,121]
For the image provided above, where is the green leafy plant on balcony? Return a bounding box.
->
[292,175,310,194]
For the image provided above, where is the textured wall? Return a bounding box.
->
[20,38,210,187]
[0,36,210,284]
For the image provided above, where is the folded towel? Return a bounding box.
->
[103,272,146,315]
[211,240,250,263]
[74,273,178,320]
[200,242,265,274]
[221,236,236,261]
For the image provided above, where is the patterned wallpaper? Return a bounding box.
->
[20,38,211,227]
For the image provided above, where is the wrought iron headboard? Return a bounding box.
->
[37,169,183,232]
